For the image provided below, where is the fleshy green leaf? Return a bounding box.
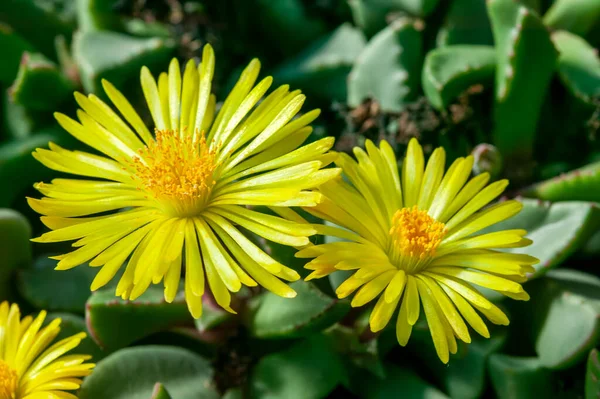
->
[9,52,74,111]
[348,18,423,112]
[436,0,494,46]
[248,281,349,339]
[86,287,192,350]
[18,256,96,313]
[485,199,600,278]
[0,23,35,84]
[272,23,366,103]
[77,0,124,32]
[73,31,176,93]
[45,312,107,361]
[0,0,75,59]
[408,324,507,399]
[353,363,450,399]
[0,209,31,300]
[78,346,218,399]
[2,91,37,140]
[530,269,600,369]
[194,298,236,333]
[249,334,347,399]
[544,0,600,37]
[150,383,173,399]
[488,355,553,398]
[523,161,600,202]
[347,0,389,38]
[0,127,78,207]
[552,31,600,104]
[586,349,600,399]
[422,45,496,109]
[252,0,327,56]
[488,0,558,158]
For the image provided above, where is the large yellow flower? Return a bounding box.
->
[297,138,538,363]
[28,44,339,318]
[0,302,94,399]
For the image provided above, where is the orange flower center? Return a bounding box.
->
[389,206,446,269]
[132,130,217,216]
[0,360,17,399]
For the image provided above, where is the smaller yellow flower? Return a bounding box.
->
[0,302,95,399]
[297,138,539,363]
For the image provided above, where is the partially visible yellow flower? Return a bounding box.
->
[297,138,538,363]
[28,44,339,318]
[0,301,94,399]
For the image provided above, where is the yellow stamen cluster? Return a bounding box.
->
[389,206,446,262]
[0,360,17,399]
[133,130,217,216]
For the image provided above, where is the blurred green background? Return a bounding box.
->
[0,0,599,398]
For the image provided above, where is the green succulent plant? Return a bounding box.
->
[0,0,599,398]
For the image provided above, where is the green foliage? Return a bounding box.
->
[586,349,600,399]
[18,256,96,312]
[78,346,218,399]
[10,52,74,111]
[486,199,600,277]
[86,287,192,350]
[348,18,423,112]
[249,334,347,399]
[544,0,600,37]
[552,31,600,105]
[488,355,553,398]
[248,281,350,339]
[488,0,558,159]
[0,208,31,299]
[523,161,600,202]
[0,0,599,397]
[422,45,496,110]
[73,31,176,93]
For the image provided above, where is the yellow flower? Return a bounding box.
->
[28,44,339,318]
[0,302,94,399]
[297,138,538,363]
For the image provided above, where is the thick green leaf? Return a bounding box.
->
[326,324,386,379]
[9,52,74,111]
[86,287,192,350]
[408,324,507,399]
[544,0,600,37]
[552,31,600,104]
[0,0,75,59]
[354,363,449,399]
[73,31,176,93]
[348,18,423,112]
[150,383,172,399]
[488,355,552,398]
[2,91,36,140]
[0,127,78,207]
[248,281,349,339]
[523,161,600,202]
[488,0,558,158]
[252,0,327,56]
[437,0,494,46]
[347,0,389,38]
[586,349,600,399]
[45,312,107,361]
[194,298,236,333]
[0,209,31,300]
[485,199,600,277]
[531,269,600,369]
[0,24,35,84]
[272,23,366,103]
[78,346,218,399]
[18,256,96,313]
[249,334,346,399]
[223,388,243,399]
[368,0,440,17]
[422,45,496,109]
[77,0,123,32]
